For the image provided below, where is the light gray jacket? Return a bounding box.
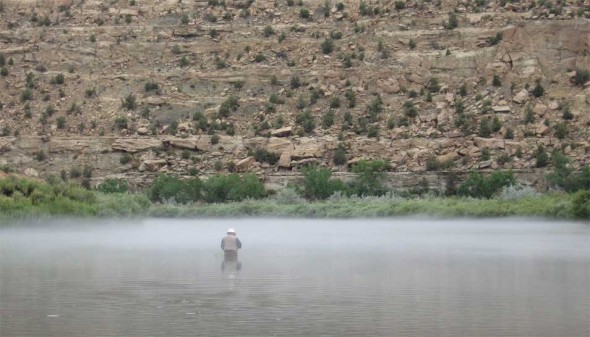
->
[221,235,242,251]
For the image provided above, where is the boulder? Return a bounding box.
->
[492,106,511,113]
[235,156,255,172]
[161,136,198,150]
[23,167,39,178]
[266,137,294,155]
[513,89,529,104]
[379,78,401,94]
[533,103,547,116]
[136,127,149,136]
[437,151,459,163]
[139,159,167,172]
[112,138,161,153]
[278,151,291,168]
[536,122,551,136]
[271,126,292,138]
[474,137,505,149]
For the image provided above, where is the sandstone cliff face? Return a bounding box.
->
[0,0,588,189]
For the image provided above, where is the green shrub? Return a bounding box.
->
[114,116,128,129]
[203,174,266,203]
[290,76,301,89]
[321,38,334,54]
[0,66,7,77]
[122,93,136,110]
[218,96,239,117]
[299,8,310,19]
[254,53,266,62]
[53,73,65,85]
[322,110,335,129]
[263,25,275,37]
[301,164,345,200]
[296,109,315,133]
[546,152,590,193]
[488,32,503,46]
[571,190,590,219]
[445,12,458,30]
[504,128,514,139]
[349,160,390,196]
[492,74,502,87]
[144,81,160,92]
[254,148,279,165]
[97,179,129,194]
[534,144,549,168]
[523,105,535,124]
[562,104,574,120]
[21,89,33,102]
[345,89,356,108]
[211,134,220,145]
[554,122,568,139]
[531,81,544,97]
[329,96,340,108]
[458,171,516,199]
[56,116,66,129]
[333,146,347,165]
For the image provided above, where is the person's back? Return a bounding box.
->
[221,228,241,261]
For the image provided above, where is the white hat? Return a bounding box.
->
[227,228,236,234]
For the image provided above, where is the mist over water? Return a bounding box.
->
[1,218,589,337]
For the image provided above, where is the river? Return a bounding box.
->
[1,218,589,337]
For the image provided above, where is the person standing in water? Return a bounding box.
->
[221,228,242,261]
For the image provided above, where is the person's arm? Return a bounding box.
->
[221,238,224,249]
[236,238,242,249]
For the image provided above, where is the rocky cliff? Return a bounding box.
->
[0,0,588,190]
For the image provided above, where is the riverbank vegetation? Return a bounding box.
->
[1,157,589,221]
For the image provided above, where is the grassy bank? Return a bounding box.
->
[145,194,579,219]
[1,175,587,221]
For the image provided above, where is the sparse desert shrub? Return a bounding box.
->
[554,122,568,139]
[492,74,502,87]
[56,116,66,129]
[0,66,7,77]
[299,8,311,19]
[333,145,347,165]
[295,109,315,133]
[445,12,458,30]
[573,69,589,86]
[21,89,33,102]
[254,53,266,62]
[122,93,136,110]
[321,38,334,54]
[211,134,220,145]
[290,76,301,89]
[114,116,128,129]
[263,25,275,37]
[144,81,160,92]
[534,144,549,168]
[254,148,279,165]
[531,80,544,97]
[218,96,239,117]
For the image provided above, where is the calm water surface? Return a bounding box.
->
[1,218,589,337]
